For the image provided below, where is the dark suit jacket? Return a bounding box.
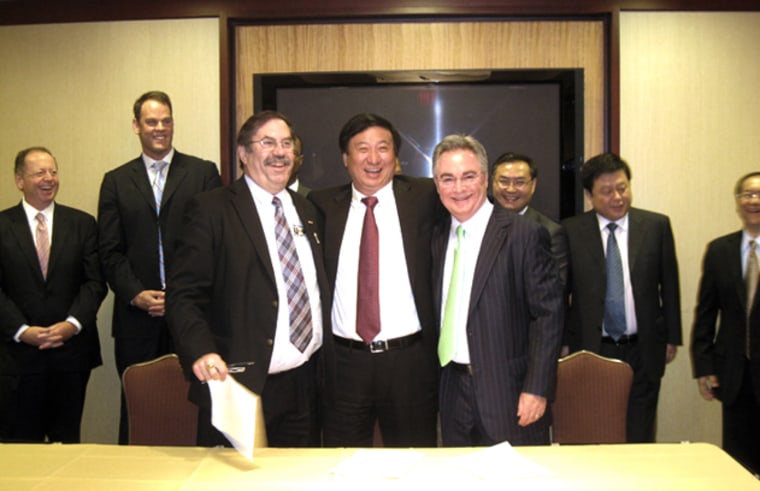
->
[97,151,221,339]
[308,175,445,399]
[165,178,331,407]
[0,203,106,375]
[523,206,569,291]
[563,207,682,382]
[691,231,760,405]
[432,206,563,443]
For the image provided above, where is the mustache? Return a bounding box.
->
[264,155,291,167]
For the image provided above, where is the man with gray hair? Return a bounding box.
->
[431,134,563,446]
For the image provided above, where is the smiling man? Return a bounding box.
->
[562,153,682,443]
[691,172,760,476]
[97,91,221,444]
[492,152,568,290]
[0,147,105,443]
[431,135,563,446]
[309,113,443,447]
[167,111,328,447]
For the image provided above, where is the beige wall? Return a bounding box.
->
[2,12,758,446]
[0,18,220,443]
[620,11,760,445]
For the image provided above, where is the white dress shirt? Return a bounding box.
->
[441,200,493,364]
[244,176,323,373]
[332,181,421,341]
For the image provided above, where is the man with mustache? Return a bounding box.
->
[167,111,330,447]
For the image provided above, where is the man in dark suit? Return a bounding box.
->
[562,153,682,443]
[0,147,106,443]
[430,135,563,446]
[691,172,760,476]
[166,111,329,447]
[309,113,442,447]
[97,91,222,443]
[491,151,568,290]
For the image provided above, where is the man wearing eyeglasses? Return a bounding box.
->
[98,91,222,444]
[691,172,760,476]
[431,135,563,446]
[167,111,329,447]
[562,153,682,443]
[491,152,568,291]
[0,147,106,443]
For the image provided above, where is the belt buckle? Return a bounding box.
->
[369,340,388,353]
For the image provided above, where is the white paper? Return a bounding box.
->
[207,377,259,461]
[450,441,552,480]
[331,449,425,479]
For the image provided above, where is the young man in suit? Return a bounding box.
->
[431,135,563,446]
[491,152,569,291]
[0,147,106,443]
[97,91,222,444]
[562,153,682,443]
[309,113,442,447]
[166,111,329,447]
[691,172,760,476]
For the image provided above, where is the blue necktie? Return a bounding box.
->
[604,223,626,340]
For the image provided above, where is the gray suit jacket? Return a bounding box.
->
[563,207,682,382]
[432,206,564,444]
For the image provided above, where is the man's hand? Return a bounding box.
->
[697,375,720,401]
[131,290,166,317]
[192,353,229,383]
[20,321,77,349]
[516,392,547,427]
[665,344,678,364]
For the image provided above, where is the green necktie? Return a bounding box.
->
[439,225,465,366]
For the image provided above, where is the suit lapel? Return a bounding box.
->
[582,212,606,270]
[393,178,419,289]
[627,209,647,274]
[161,153,188,212]
[127,158,157,213]
[431,219,451,314]
[228,179,276,285]
[468,207,505,317]
[7,204,45,281]
[323,186,352,282]
[47,205,70,280]
[725,232,750,313]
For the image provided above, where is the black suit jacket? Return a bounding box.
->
[523,206,569,291]
[97,151,221,338]
[0,203,106,375]
[166,178,331,407]
[563,208,682,382]
[308,176,445,394]
[432,206,563,443]
[691,231,760,405]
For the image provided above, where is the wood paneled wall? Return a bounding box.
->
[235,20,605,177]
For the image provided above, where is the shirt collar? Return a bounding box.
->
[142,148,175,170]
[21,199,54,222]
[596,212,629,233]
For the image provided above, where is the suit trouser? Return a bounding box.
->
[599,338,661,443]
[0,370,90,443]
[722,359,760,476]
[323,338,438,448]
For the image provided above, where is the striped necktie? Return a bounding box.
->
[604,223,626,340]
[152,161,168,289]
[273,196,313,352]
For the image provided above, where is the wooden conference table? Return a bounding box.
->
[2,441,758,490]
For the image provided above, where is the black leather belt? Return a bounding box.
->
[333,332,422,354]
[448,362,473,375]
[602,334,638,345]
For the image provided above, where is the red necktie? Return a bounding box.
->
[356,196,380,344]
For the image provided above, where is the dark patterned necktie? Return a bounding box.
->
[604,223,626,340]
[272,196,312,352]
[356,196,380,344]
